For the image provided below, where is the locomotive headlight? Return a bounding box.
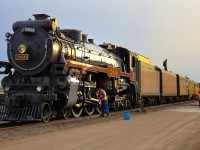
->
[18,44,27,54]
[36,86,42,92]
[4,86,10,92]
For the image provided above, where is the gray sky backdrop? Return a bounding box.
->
[0,0,199,82]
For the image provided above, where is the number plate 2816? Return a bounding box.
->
[15,54,29,60]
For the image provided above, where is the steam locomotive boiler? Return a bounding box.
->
[0,14,136,122]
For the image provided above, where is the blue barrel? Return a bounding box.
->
[124,112,131,120]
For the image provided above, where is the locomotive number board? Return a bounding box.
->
[15,54,29,60]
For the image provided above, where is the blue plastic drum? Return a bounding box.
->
[124,112,131,120]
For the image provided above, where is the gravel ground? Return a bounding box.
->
[0,101,196,141]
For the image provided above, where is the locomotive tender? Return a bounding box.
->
[0,14,198,122]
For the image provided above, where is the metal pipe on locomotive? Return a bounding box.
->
[0,14,134,122]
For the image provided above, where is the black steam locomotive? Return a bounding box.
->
[0,14,135,122]
[0,14,198,122]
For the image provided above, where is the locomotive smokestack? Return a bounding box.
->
[33,14,50,20]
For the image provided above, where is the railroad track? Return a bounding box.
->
[0,113,109,131]
[0,100,196,132]
[0,100,197,141]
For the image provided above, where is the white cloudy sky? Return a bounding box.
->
[0,0,200,82]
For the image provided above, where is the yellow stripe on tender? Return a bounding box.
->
[137,55,151,64]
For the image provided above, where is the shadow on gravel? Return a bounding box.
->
[0,121,39,129]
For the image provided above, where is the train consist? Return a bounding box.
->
[0,14,199,122]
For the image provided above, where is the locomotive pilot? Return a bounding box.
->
[98,87,110,117]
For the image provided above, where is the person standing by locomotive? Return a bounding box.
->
[198,93,200,108]
[98,87,110,117]
[163,59,168,71]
